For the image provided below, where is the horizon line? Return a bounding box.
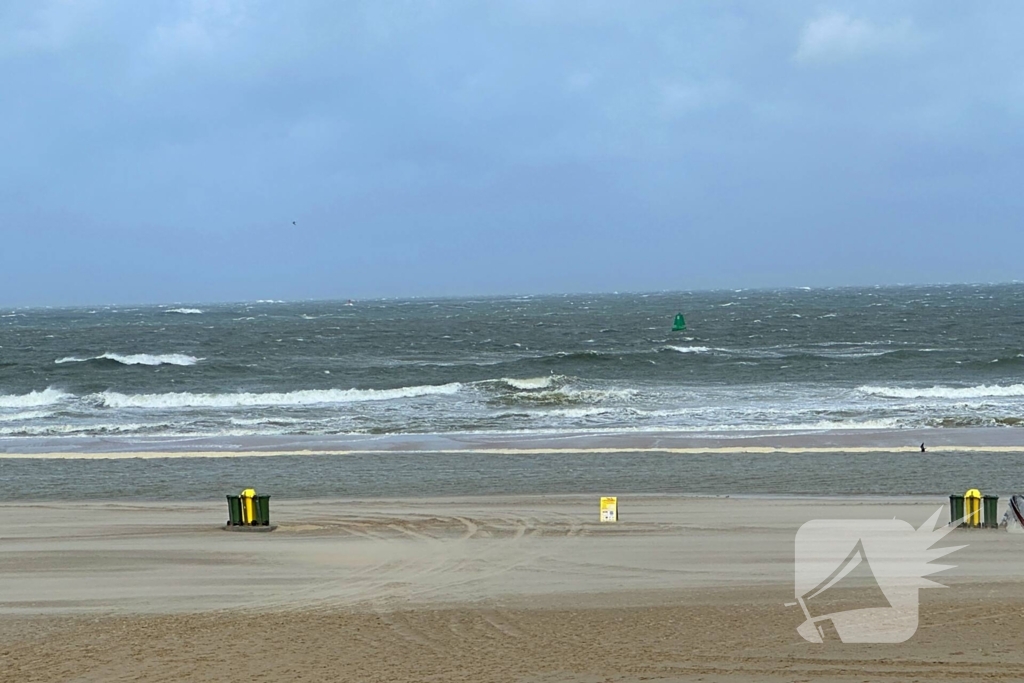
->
[3,280,1023,311]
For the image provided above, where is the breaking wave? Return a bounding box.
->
[857,384,1024,399]
[664,345,715,354]
[501,376,557,390]
[0,387,71,408]
[165,308,203,314]
[98,383,463,409]
[0,409,55,422]
[55,353,201,367]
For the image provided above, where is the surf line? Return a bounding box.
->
[2,445,1023,459]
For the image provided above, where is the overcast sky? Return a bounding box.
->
[2,1,1022,305]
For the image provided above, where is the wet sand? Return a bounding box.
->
[2,496,1024,681]
[5,425,1024,458]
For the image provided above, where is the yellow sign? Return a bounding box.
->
[600,496,618,522]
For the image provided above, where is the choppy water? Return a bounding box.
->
[3,285,1024,439]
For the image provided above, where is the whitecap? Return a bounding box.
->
[0,387,71,408]
[0,409,55,422]
[165,308,203,314]
[55,353,201,367]
[97,383,463,409]
[502,376,556,391]
[665,345,714,354]
[857,384,1024,399]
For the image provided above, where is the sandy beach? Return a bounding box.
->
[3,495,1023,681]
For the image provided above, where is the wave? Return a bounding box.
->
[0,409,55,422]
[857,384,1024,399]
[664,345,714,354]
[0,387,71,408]
[55,353,201,367]
[490,383,637,407]
[98,383,463,409]
[501,376,557,391]
[525,406,618,419]
[165,308,203,314]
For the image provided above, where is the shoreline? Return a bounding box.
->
[4,425,1024,458]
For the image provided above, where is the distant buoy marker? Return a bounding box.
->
[672,313,686,332]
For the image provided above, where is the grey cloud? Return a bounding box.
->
[1,1,1022,305]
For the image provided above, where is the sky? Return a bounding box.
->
[2,1,1023,306]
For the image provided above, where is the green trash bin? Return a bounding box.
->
[949,495,965,527]
[983,495,1000,528]
[254,495,271,526]
[226,495,243,526]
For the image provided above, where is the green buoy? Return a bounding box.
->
[672,313,686,331]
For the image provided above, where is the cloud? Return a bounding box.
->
[146,0,248,63]
[794,12,920,64]
[1,0,105,55]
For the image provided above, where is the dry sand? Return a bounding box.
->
[2,495,1023,681]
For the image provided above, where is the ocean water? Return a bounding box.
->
[3,285,1024,440]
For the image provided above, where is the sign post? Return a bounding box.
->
[600,496,618,522]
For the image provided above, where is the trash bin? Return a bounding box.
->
[965,489,982,527]
[255,495,271,526]
[983,495,1000,528]
[240,488,257,524]
[226,495,243,526]
[949,494,964,526]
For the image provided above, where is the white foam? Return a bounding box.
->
[55,353,201,366]
[165,308,203,314]
[533,407,615,419]
[857,384,1024,399]
[97,383,463,409]
[0,409,54,422]
[0,387,71,408]
[665,346,713,354]
[558,387,638,403]
[502,376,555,390]
[0,422,153,437]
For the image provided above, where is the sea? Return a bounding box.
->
[3,284,1024,499]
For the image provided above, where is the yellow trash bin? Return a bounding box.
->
[241,488,257,525]
[964,488,982,528]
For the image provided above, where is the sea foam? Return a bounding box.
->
[165,308,203,314]
[0,387,71,408]
[55,353,200,366]
[857,384,1024,399]
[98,383,463,409]
[665,346,714,354]
[502,376,557,390]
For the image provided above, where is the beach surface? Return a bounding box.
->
[3,495,1023,682]
[7,426,1024,458]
